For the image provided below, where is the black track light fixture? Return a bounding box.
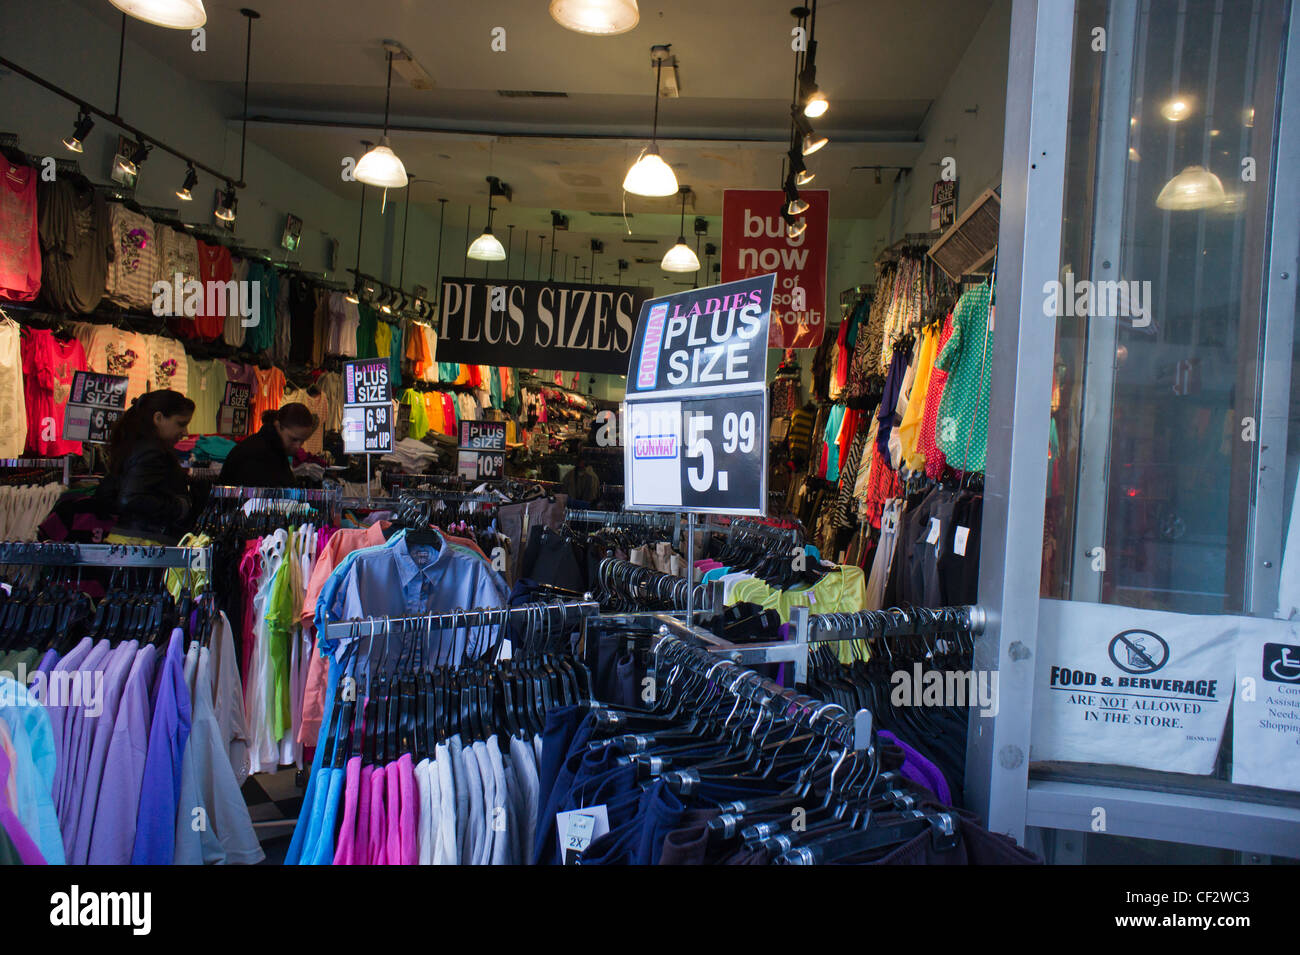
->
[62,111,94,153]
[176,164,198,201]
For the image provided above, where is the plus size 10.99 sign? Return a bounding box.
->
[623,274,774,515]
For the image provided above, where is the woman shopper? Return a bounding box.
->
[219,402,319,488]
[96,389,196,545]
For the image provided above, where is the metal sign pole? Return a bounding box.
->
[685,511,696,623]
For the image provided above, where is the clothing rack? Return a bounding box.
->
[566,508,678,531]
[0,540,210,571]
[320,599,601,644]
[668,602,986,686]
[209,483,342,523]
[647,614,872,752]
[0,457,71,485]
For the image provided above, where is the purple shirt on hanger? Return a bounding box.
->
[66,639,139,864]
[86,644,158,864]
[130,630,192,865]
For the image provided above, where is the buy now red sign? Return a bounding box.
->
[721,188,829,349]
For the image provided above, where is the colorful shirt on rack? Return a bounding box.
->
[0,161,41,302]
[187,356,228,435]
[104,204,159,311]
[21,328,85,455]
[250,366,286,432]
[314,528,509,661]
[934,283,993,475]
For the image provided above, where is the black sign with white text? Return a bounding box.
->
[63,371,128,444]
[342,359,393,454]
[438,277,656,375]
[623,275,775,516]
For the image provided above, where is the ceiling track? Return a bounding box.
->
[244,114,920,148]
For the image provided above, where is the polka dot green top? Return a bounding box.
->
[934,282,993,474]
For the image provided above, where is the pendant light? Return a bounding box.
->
[467,176,510,262]
[661,187,700,272]
[549,0,639,36]
[355,50,409,190]
[624,46,679,197]
[108,0,206,29]
[1155,164,1227,210]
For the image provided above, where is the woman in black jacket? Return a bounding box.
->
[219,402,319,488]
[97,389,196,545]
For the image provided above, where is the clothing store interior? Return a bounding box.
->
[0,0,1296,876]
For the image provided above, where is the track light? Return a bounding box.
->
[788,149,814,186]
[215,184,237,222]
[783,210,806,239]
[661,187,701,272]
[176,165,198,201]
[803,85,828,118]
[784,177,808,215]
[115,141,150,178]
[792,108,827,156]
[625,46,679,197]
[62,111,93,153]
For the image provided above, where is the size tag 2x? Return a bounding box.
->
[557,805,609,865]
[954,525,971,556]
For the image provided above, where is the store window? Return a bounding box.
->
[1035,0,1300,854]
[1047,0,1289,615]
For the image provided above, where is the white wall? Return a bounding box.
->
[895,0,1012,239]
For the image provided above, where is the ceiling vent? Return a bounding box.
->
[498,90,569,98]
[623,237,659,245]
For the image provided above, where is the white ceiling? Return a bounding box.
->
[72,0,992,272]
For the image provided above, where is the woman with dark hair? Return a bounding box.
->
[219,402,319,488]
[95,389,196,545]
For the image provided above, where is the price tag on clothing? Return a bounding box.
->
[557,805,609,865]
[926,518,942,545]
[954,525,971,556]
[622,275,775,516]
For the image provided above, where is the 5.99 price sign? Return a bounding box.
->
[623,275,773,515]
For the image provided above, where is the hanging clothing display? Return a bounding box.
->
[20,327,85,456]
[36,177,109,314]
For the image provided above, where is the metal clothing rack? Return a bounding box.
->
[656,603,986,686]
[647,616,872,753]
[321,599,601,643]
[0,541,211,571]
[209,483,343,524]
[0,457,71,486]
